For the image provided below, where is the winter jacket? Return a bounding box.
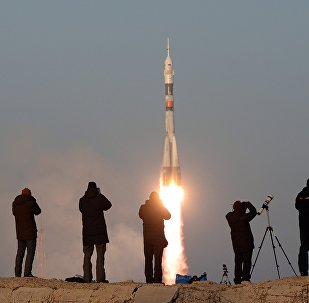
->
[295,186,309,228]
[139,197,171,248]
[12,195,41,240]
[79,188,112,246]
[226,202,257,252]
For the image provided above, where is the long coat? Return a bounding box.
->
[139,198,171,248]
[12,195,41,240]
[226,202,257,253]
[79,188,112,246]
[295,185,309,229]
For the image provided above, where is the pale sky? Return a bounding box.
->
[0,1,308,283]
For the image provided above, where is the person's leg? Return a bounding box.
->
[24,239,37,276]
[242,250,253,281]
[83,245,94,282]
[234,251,243,284]
[153,246,164,283]
[15,240,26,277]
[144,242,154,283]
[95,244,107,282]
[298,228,309,276]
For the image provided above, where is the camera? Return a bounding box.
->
[220,264,231,285]
[257,194,274,215]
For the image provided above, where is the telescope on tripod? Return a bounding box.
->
[220,264,231,285]
[251,194,297,278]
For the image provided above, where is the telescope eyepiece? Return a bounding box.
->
[257,194,274,215]
[265,194,273,203]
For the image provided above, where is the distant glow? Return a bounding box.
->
[160,180,188,285]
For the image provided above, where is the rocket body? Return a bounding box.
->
[161,39,181,186]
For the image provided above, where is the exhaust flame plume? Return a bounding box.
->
[160,180,188,285]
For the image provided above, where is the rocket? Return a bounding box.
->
[161,38,181,186]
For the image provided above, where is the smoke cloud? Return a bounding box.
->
[0,130,145,282]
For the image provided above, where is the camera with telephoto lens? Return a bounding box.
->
[222,264,228,274]
[257,194,274,215]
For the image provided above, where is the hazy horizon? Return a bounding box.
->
[1,1,308,283]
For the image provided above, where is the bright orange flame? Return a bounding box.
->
[160,180,188,285]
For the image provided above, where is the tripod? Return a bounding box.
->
[220,265,231,285]
[251,206,297,278]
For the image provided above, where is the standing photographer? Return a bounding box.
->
[139,191,171,283]
[295,178,309,276]
[12,187,41,277]
[226,201,257,284]
[79,181,112,283]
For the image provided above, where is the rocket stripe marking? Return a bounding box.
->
[165,101,174,108]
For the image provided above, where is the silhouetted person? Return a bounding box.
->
[139,191,171,283]
[12,188,41,277]
[295,178,309,276]
[226,201,257,284]
[79,181,112,283]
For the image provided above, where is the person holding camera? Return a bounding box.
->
[295,178,309,276]
[79,181,112,283]
[226,201,257,284]
[12,187,41,277]
[139,191,171,283]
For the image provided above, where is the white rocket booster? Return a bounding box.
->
[161,38,181,186]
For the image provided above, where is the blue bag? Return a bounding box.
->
[175,274,193,284]
[176,272,207,284]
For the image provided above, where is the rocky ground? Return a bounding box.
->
[0,276,309,302]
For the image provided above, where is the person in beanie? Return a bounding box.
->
[139,191,171,283]
[226,201,257,284]
[295,178,309,276]
[79,181,112,283]
[12,188,41,277]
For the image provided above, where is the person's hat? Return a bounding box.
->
[21,188,31,196]
[87,182,97,189]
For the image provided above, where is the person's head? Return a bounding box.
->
[149,191,160,201]
[233,200,246,214]
[21,188,31,196]
[87,181,101,194]
[87,181,97,190]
